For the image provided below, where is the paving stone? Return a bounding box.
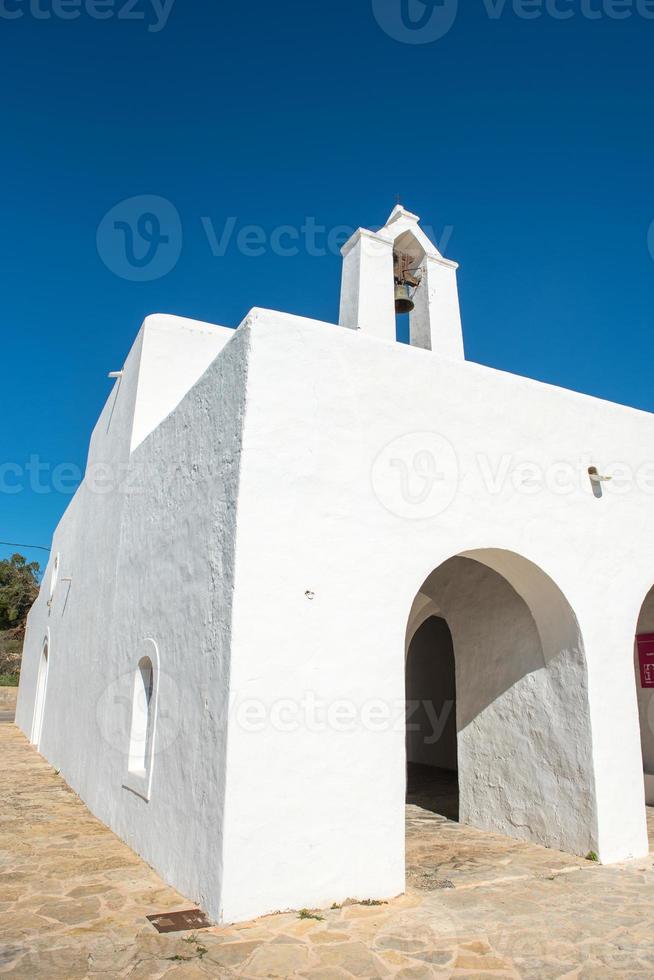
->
[299,969,351,980]
[309,929,351,945]
[125,959,173,979]
[318,941,391,976]
[395,967,445,980]
[203,939,263,968]
[36,897,102,925]
[160,964,215,979]
[244,942,312,975]
[411,948,455,966]
[374,934,429,954]
[454,951,514,970]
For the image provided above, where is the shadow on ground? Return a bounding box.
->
[406,762,459,821]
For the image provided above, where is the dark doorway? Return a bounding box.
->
[405,616,458,820]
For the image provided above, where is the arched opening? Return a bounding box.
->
[49,552,60,601]
[405,549,597,856]
[123,640,160,802]
[634,586,654,806]
[128,656,154,777]
[31,638,49,749]
[393,232,425,346]
[405,616,458,820]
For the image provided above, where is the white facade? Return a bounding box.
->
[16,208,654,924]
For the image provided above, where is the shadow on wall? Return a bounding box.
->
[405,549,598,857]
[421,557,545,729]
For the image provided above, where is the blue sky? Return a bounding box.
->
[2,0,654,570]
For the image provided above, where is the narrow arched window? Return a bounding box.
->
[31,637,49,748]
[49,553,60,603]
[123,640,159,801]
[128,656,154,776]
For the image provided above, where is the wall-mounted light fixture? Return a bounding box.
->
[588,466,612,500]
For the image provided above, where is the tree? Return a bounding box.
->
[0,554,40,631]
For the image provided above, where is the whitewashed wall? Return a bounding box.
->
[221,309,651,919]
[17,315,247,917]
[17,305,654,924]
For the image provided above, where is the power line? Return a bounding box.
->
[0,541,51,553]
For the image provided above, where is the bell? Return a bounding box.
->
[394,283,414,314]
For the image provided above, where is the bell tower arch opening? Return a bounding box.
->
[393,241,425,345]
[338,205,465,359]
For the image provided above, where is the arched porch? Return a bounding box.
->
[404,548,598,856]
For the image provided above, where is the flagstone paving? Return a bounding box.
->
[2,714,654,978]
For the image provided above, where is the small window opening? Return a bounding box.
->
[49,553,60,600]
[128,657,154,777]
[32,638,49,748]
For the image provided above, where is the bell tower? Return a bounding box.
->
[338,205,464,359]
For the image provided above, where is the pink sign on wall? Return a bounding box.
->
[637,633,654,689]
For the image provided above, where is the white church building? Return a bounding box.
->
[16,206,654,925]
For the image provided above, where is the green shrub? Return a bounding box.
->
[0,553,39,683]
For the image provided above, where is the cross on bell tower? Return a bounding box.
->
[338,205,464,359]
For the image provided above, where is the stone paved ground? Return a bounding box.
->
[2,709,654,978]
